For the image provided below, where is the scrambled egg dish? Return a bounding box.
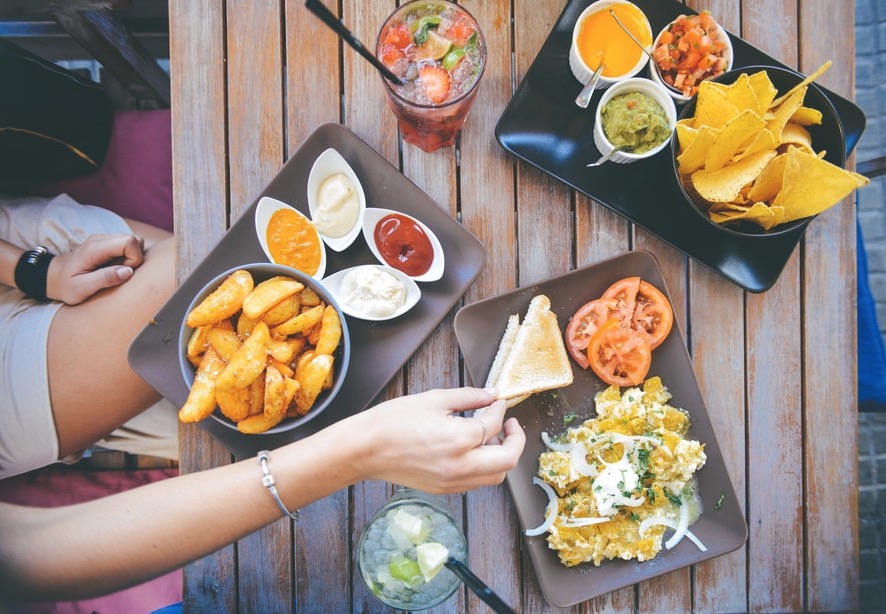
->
[535,377,706,567]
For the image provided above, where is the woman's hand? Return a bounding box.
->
[45,234,146,305]
[351,387,526,494]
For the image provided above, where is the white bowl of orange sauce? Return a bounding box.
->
[255,196,327,280]
[569,0,652,90]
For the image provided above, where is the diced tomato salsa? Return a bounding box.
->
[652,11,729,98]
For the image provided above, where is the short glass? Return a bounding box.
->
[376,0,486,153]
[357,488,468,611]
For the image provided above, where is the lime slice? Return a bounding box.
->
[414,30,453,62]
[389,555,422,586]
[416,542,449,582]
[388,509,430,548]
[442,47,465,70]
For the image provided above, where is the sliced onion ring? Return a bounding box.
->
[560,516,611,528]
[525,477,558,537]
[570,442,598,477]
[541,431,574,452]
[638,514,707,552]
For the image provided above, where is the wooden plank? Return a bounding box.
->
[223,1,291,611]
[683,2,750,612]
[169,0,236,610]
[281,2,351,611]
[740,3,805,611]
[798,1,858,611]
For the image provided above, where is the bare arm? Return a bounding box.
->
[0,388,525,602]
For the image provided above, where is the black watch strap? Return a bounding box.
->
[14,245,55,301]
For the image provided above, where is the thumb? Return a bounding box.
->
[68,266,134,304]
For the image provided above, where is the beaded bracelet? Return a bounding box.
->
[257,450,298,520]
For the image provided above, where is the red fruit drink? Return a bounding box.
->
[376,1,486,153]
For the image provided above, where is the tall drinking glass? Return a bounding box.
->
[376,0,486,152]
[357,488,468,610]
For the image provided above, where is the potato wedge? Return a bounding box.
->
[179,348,225,422]
[216,385,251,422]
[242,276,305,320]
[262,293,301,326]
[247,376,265,416]
[272,304,324,337]
[268,338,295,364]
[186,270,254,328]
[208,327,242,362]
[187,325,212,358]
[300,287,321,306]
[295,354,333,415]
[263,365,287,420]
[237,412,285,434]
[216,321,270,390]
[314,305,342,355]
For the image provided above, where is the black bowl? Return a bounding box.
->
[671,65,845,238]
[179,262,350,434]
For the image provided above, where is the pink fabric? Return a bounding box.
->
[0,465,182,613]
[31,110,173,232]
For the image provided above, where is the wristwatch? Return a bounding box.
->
[14,245,55,302]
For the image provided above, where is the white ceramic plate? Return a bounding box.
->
[306,148,366,252]
[321,264,421,322]
[361,207,445,283]
[254,196,327,280]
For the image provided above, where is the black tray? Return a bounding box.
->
[495,0,865,293]
[128,123,487,459]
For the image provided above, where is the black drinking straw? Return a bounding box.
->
[444,557,516,614]
[304,0,405,85]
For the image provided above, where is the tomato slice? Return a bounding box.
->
[631,281,674,350]
[565,297,620,369]
[601,277,641,323]
[586,318,652,387]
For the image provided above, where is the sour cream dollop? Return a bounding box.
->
[340,266,406,318]
[314,173,359,238]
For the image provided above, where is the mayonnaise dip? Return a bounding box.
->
[314,173,359,238]
[340,266,406,318]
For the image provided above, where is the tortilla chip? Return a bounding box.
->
[676,122,699,151]
[725,73,764,116]
[747,153,787,203]
[677,125,720,175]
[694,81,739,130]
[709,202,779,230]
[773,147,863,222]
[735,128,778,161]
[779,122,813,151]
[748,71,778,110]
[769,60,832,108]
[692,150,776,202]
[790,106,823,126]
[704,109,766,172]
[766,86,807,142]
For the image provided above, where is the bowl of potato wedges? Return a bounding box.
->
[178,263,350,434]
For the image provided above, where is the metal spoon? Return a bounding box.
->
[609,9,655,62]
[574,59,605,108]
[586,145,634,167]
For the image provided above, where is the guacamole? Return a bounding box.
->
[601,92,671,154]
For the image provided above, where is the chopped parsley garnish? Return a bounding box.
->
[563,413,578,425]
[665,489,683,507]
[715,493,725,509]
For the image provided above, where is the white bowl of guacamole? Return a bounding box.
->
[592,78,676,164]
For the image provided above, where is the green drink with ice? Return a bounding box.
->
[358,489,467,610]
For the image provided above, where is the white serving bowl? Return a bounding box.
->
[321,264,421,322]
[361,207,445,283]
[592,77,677,164]
[648,13,733,103]
[569,0,652,91]
[254,196,327,280]
[306,148,366,252]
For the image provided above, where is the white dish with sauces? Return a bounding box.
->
[321,264,421,322]
[254,196,327,280]
[306,148,366,252]
[362,207,445,283]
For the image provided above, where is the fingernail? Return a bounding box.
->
[117,266,134,281]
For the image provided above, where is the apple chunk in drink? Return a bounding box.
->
[376,0,486,152]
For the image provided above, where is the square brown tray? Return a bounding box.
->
[129,123,486,459]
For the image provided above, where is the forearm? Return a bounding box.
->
[0,420,372,602]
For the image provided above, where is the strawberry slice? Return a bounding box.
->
[419,65,450,103]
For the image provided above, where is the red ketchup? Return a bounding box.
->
[373,213,434,276]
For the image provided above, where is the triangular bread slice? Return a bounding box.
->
[494,295,574,401]
[485,315,530,407]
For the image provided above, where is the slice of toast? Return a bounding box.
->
[494,295,574,401]
[485,315,529,407]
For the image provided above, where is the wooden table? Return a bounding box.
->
[168,1,859,611]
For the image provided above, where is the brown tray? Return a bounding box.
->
[454,250,747,607]
[129,123,486,459]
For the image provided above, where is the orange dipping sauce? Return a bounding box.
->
[576,3,651,78]
[266,208,322,276]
